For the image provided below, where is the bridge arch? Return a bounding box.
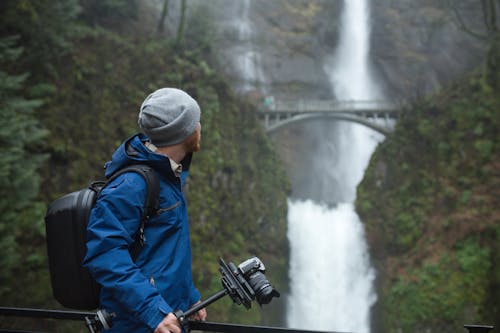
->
[265,113,394,135]
[257,99,400,135]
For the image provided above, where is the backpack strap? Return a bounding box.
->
[103,164,160,260]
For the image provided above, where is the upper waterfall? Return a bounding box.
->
[326,0,382,101]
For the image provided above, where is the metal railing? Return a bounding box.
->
[259,99,399,113]
[0,307,495,333]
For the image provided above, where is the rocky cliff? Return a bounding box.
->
[162,0,486,101]
[371,0,486,99]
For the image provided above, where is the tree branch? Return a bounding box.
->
[157,0,170,34]
[448,0,489,41]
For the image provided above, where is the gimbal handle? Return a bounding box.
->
[174,289,228,331]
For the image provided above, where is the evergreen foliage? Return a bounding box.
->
[79,0,138,27]
[357,59,500,332]
[0,36,48,303]
[0,0,81,78]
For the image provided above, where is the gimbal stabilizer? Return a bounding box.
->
[174,257,280,331]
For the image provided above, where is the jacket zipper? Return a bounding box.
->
[156,201,181,215]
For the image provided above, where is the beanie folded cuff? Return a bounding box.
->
[148,119,198,147]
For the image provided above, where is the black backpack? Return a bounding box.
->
[44,164,159,310]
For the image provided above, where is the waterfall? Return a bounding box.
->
[231,0,266,93]
[326,0,382,101]
[286,1,383,332]
[217,0,385,330]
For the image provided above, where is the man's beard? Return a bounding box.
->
[183,132,201,153]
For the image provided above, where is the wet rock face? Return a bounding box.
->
[370,0,486,99]
[179,0,485,100]
[249,0,343,99]
[202,0,342,100]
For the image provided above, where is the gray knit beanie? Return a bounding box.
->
[138,88,201,147]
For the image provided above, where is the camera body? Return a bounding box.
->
[219,257,280,308]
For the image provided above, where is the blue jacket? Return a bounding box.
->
[83,133,201,332]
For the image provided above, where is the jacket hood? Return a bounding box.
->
[104,133,190,178]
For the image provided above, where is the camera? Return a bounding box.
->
[236,257,280,305]
[174,256,280,331]
[219,256,280,308]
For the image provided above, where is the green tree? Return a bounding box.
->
[184,2,217,54]
[78,0,138,27]
[0,0,81,79]
[157,0,170,34]
[0,36,48,302]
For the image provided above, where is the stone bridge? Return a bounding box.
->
[257,99,400,135]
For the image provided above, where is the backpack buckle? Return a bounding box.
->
[138,226,146,246]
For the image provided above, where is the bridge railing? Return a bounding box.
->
[259,99,398,113]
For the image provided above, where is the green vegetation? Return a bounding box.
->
[0,1,289,331]
[382,237,491,332]
[0,35,49,305]
[357,25,500,332]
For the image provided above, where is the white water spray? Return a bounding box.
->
[286,1,384,332]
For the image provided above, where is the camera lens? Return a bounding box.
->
[247,271,280,305]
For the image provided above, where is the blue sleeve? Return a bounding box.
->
[180,166,201,308]
[189,283,201,307]
[83,173,171,330]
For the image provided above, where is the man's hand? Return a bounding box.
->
[188,300,207,321]
[154,313,181,333]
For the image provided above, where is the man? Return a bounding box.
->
[84,88,207,333]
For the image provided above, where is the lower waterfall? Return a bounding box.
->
[286,123,382,332]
